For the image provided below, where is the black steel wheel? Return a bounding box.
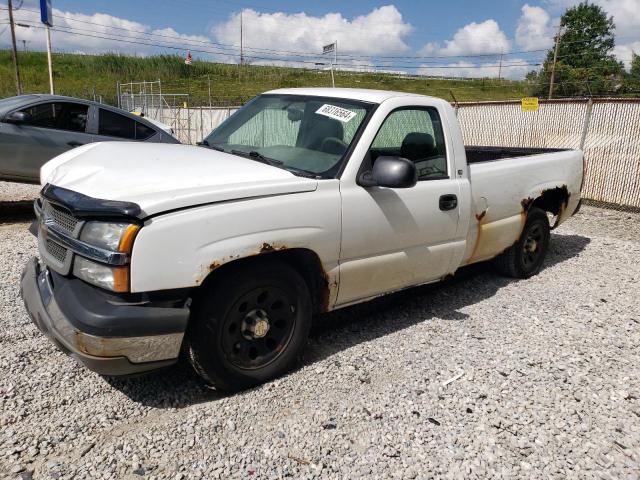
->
[187,258,312,391]
[521,222,545,270]
[221,285,297,370]
[494,207,550,278]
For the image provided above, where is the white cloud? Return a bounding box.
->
[418,58,531,80]
[515,4,555,50]
[614,41,640,69]
[416,19,518,79]
[421,20,510,57]
[212,5,413,59]
[0,7,211,57]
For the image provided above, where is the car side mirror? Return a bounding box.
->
[358,156,418,189]
[5,111,30,124]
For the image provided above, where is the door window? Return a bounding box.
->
[370,108,447,180]
[135,121,156,140]
[98,109,156,140]
[19,102,88,133]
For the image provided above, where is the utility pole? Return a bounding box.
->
[548,24,563,100]
[240,10,244,66]
[498,49,503,80]
[45,25,54,94]
[8,0,23,95]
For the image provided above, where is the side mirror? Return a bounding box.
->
[5,111,30,124]
[359,156,418,189]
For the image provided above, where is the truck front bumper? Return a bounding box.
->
[20,257,189,376]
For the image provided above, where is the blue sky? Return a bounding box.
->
[2,0,639,79]
[49,0,534,50]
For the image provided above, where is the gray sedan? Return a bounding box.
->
[0,95,180,184]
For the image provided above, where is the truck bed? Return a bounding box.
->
[465,146,568,164]
[462,147,583,265]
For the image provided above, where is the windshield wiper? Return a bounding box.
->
[198,140,225,152]
[230,149,283,167]
[228,149,318,178]
[280,166,320,179]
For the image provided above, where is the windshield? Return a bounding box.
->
[203,94,374,178]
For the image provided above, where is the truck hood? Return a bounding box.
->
[41,142,318,217]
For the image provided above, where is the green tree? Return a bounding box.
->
[631,53,640,79]
[533,2,623,97]
[620,52,640,94]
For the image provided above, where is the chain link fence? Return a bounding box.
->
[457,98,640,211]
[144,97,639,211]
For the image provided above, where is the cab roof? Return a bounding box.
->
[264,87,432,104]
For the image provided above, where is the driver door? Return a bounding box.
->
[337,107,462,305]
[0,101,91,180]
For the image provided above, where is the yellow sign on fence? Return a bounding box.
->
[521,97,539,112]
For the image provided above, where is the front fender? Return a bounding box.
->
[129,182,342,294]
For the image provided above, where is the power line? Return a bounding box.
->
[51,24,544,69]
[4,5,637,63]
[9,20,635,76]
[5,19,523,69]
[3,10,636,80]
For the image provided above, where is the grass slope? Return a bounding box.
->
[0,50,532,106]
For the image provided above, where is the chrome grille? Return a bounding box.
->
[39,198,84,276]
[45,239,68,263]
[44,202,78,234]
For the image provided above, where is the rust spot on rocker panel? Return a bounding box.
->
[320,270,339,313]
[475,210,487,222]
[468,205,489,263]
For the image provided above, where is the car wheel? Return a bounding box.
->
[187,259,312,391]
[493,207,550,278]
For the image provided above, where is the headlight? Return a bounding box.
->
[80,222,139,253]
[73,256,129,292]
[75,222,139,292]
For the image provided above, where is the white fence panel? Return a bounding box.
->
[458,99,640,209]
[149,100,640,209]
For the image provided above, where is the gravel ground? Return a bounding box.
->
[1,203,639,479]
[0,181,40,202]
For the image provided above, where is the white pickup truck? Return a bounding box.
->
[21,88,583,391]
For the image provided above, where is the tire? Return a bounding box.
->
[186,259,312,391]
[493,207,550,278]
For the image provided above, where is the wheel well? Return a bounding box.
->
[199,248,330,314]
[525,185,570,217]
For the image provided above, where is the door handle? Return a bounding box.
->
[67,141,84,147]
[439,194,458,211]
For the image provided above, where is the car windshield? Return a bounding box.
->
[203,94,374,178]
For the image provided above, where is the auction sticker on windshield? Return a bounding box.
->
[316,104,357,123]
